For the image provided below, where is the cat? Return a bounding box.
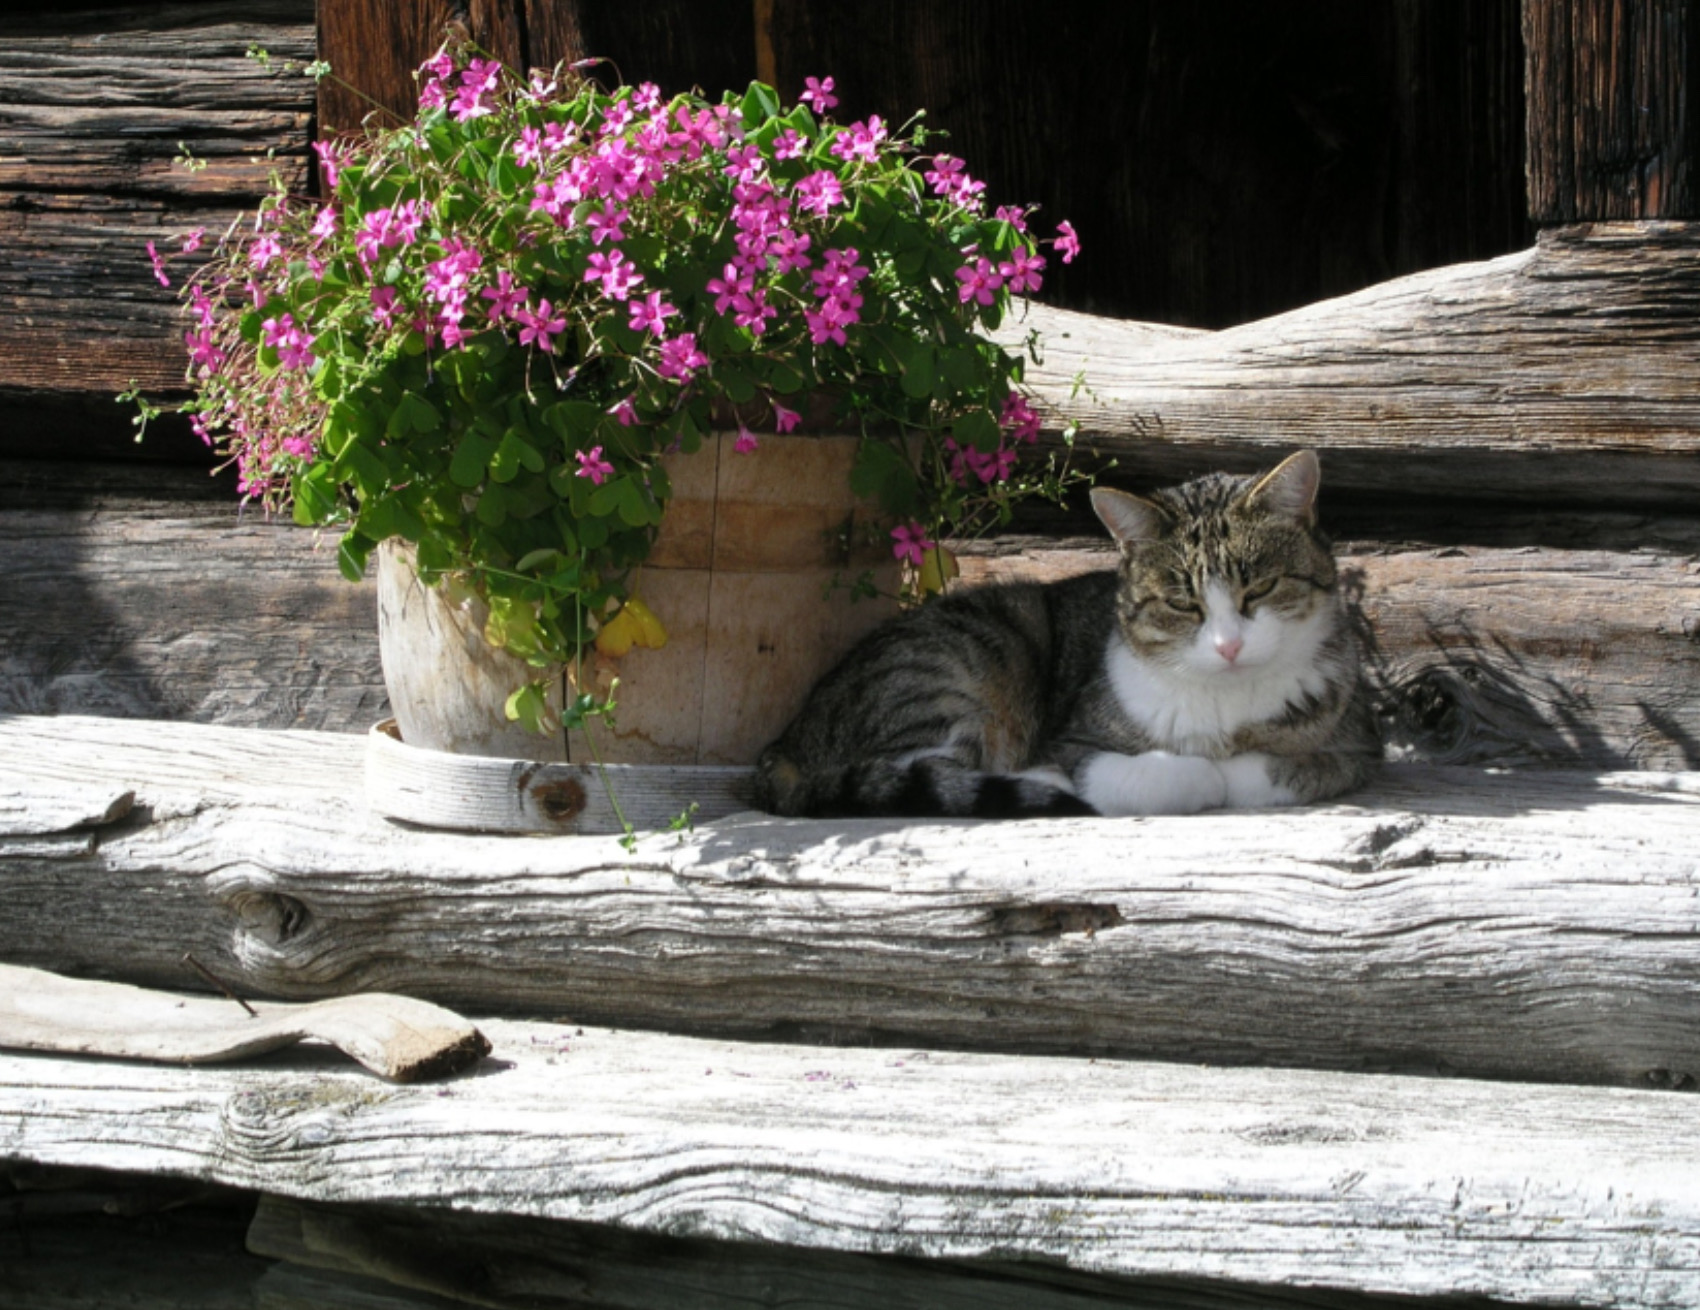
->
[753,449,1380,819]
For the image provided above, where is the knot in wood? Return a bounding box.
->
[529,777,586,825]
[990,902,1124,938]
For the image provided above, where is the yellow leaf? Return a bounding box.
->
[918,545,960,595]
[624,596,669,649]
[594,607,639,657]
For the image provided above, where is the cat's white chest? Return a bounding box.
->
[1103,622,1328,753]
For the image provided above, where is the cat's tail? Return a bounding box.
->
[753,750,1098,820]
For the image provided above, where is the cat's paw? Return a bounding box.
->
[1217,752,1299,809]
[1077,751,1227,816]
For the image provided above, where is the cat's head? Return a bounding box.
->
[1089,450,1340,678]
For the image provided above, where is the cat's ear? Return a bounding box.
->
[1243,449,1320,523]
[1091,487,1168,546]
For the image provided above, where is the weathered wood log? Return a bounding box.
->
[0,965,490,1082]
[0,493,388,730]
[1012,224,1700,507]
[1524,0,1698,222]
[244,1191,1569,1310]
[5,1018,1700,1308]
[7,474,1695,769]
[2,715,1698,1086]
[0,2,316,399]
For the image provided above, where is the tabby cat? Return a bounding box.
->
[754,450,1380,818]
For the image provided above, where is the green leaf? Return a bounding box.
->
[490,430,543,483]
[952,407,1002,452]
[768,360,805,395]
[740,80,782,128]
[337,530,374,582]
[449,432,497,488]
[717,362,757,404]
[897,341,935,399]
[850,440,920,518]
[292,463,339,526]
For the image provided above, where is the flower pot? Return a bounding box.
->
[376,431,898,766]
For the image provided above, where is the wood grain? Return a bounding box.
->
[0,964,489,1082]
[1009,224,1700,506]
[245,1192,1481,1310]
[1524,0,1698,222]
[5,1017,1700,1307]
[2,715,1699,1086]
[0,2,316,398]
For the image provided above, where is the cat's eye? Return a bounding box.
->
[1241,579,1279,608]
[1163,596,1202,617]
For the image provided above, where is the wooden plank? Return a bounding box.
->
[0,964,490,1082]
[0,492,388,731]
[2,715,1698,1086]
[1524,0,1698,222]
[5,1018,1700,1307]
[1011,225,1700,506]
[0,2,316,398]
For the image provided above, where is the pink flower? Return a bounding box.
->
[954,256,1004,306]
[248,235,283,270]
[513,126,544,168]
[1054,219,1081,264]
[480,270,527,323]
[925,155,985,209]
[891,521,933,567]
[184,327,224,372]
[609,397,639,427]
[655,332,708,382]
[773,129,807,160]
[1000,393,1042,443]
[830,116,887,163]
[145,241,170,288]
[261,311,316,370]
[994,204,1030,231]
[733,425,759,454]
[999,248,1045,295]
[585,201,629,246]
[800,75,838,113]
[575,446,615,485]
[310,206,339,242]
[584,249,643,300]
[772,402,801,433]
[370,285,400,326]
[768,229,812,274]
[705,262,750,315]
[312,139,349,186]
[804,298,856,346]
[793,170,845,218]
[732,287,777,334]
[180,227,205,254]
[517,298,568,352]
[627,290,677,336]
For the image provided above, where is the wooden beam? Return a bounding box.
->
[4,1016,1700,1307]
[7,469,1696,770]
[1009,223,1700,507]
[2,716,1698,1086]
[1524,0,1699,222]
[0,2,316,399]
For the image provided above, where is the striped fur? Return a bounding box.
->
[754,451,1381,819]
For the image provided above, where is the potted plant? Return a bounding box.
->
[137,47,1084,771]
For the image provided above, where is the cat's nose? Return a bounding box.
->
[1214,635,1244,664]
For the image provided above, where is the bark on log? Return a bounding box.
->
[1524,0,1698,222]
[0,2,316,399]
[1013,224,1700,506]
[2,715,1698,1086]
[4,1019,1700,1308]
